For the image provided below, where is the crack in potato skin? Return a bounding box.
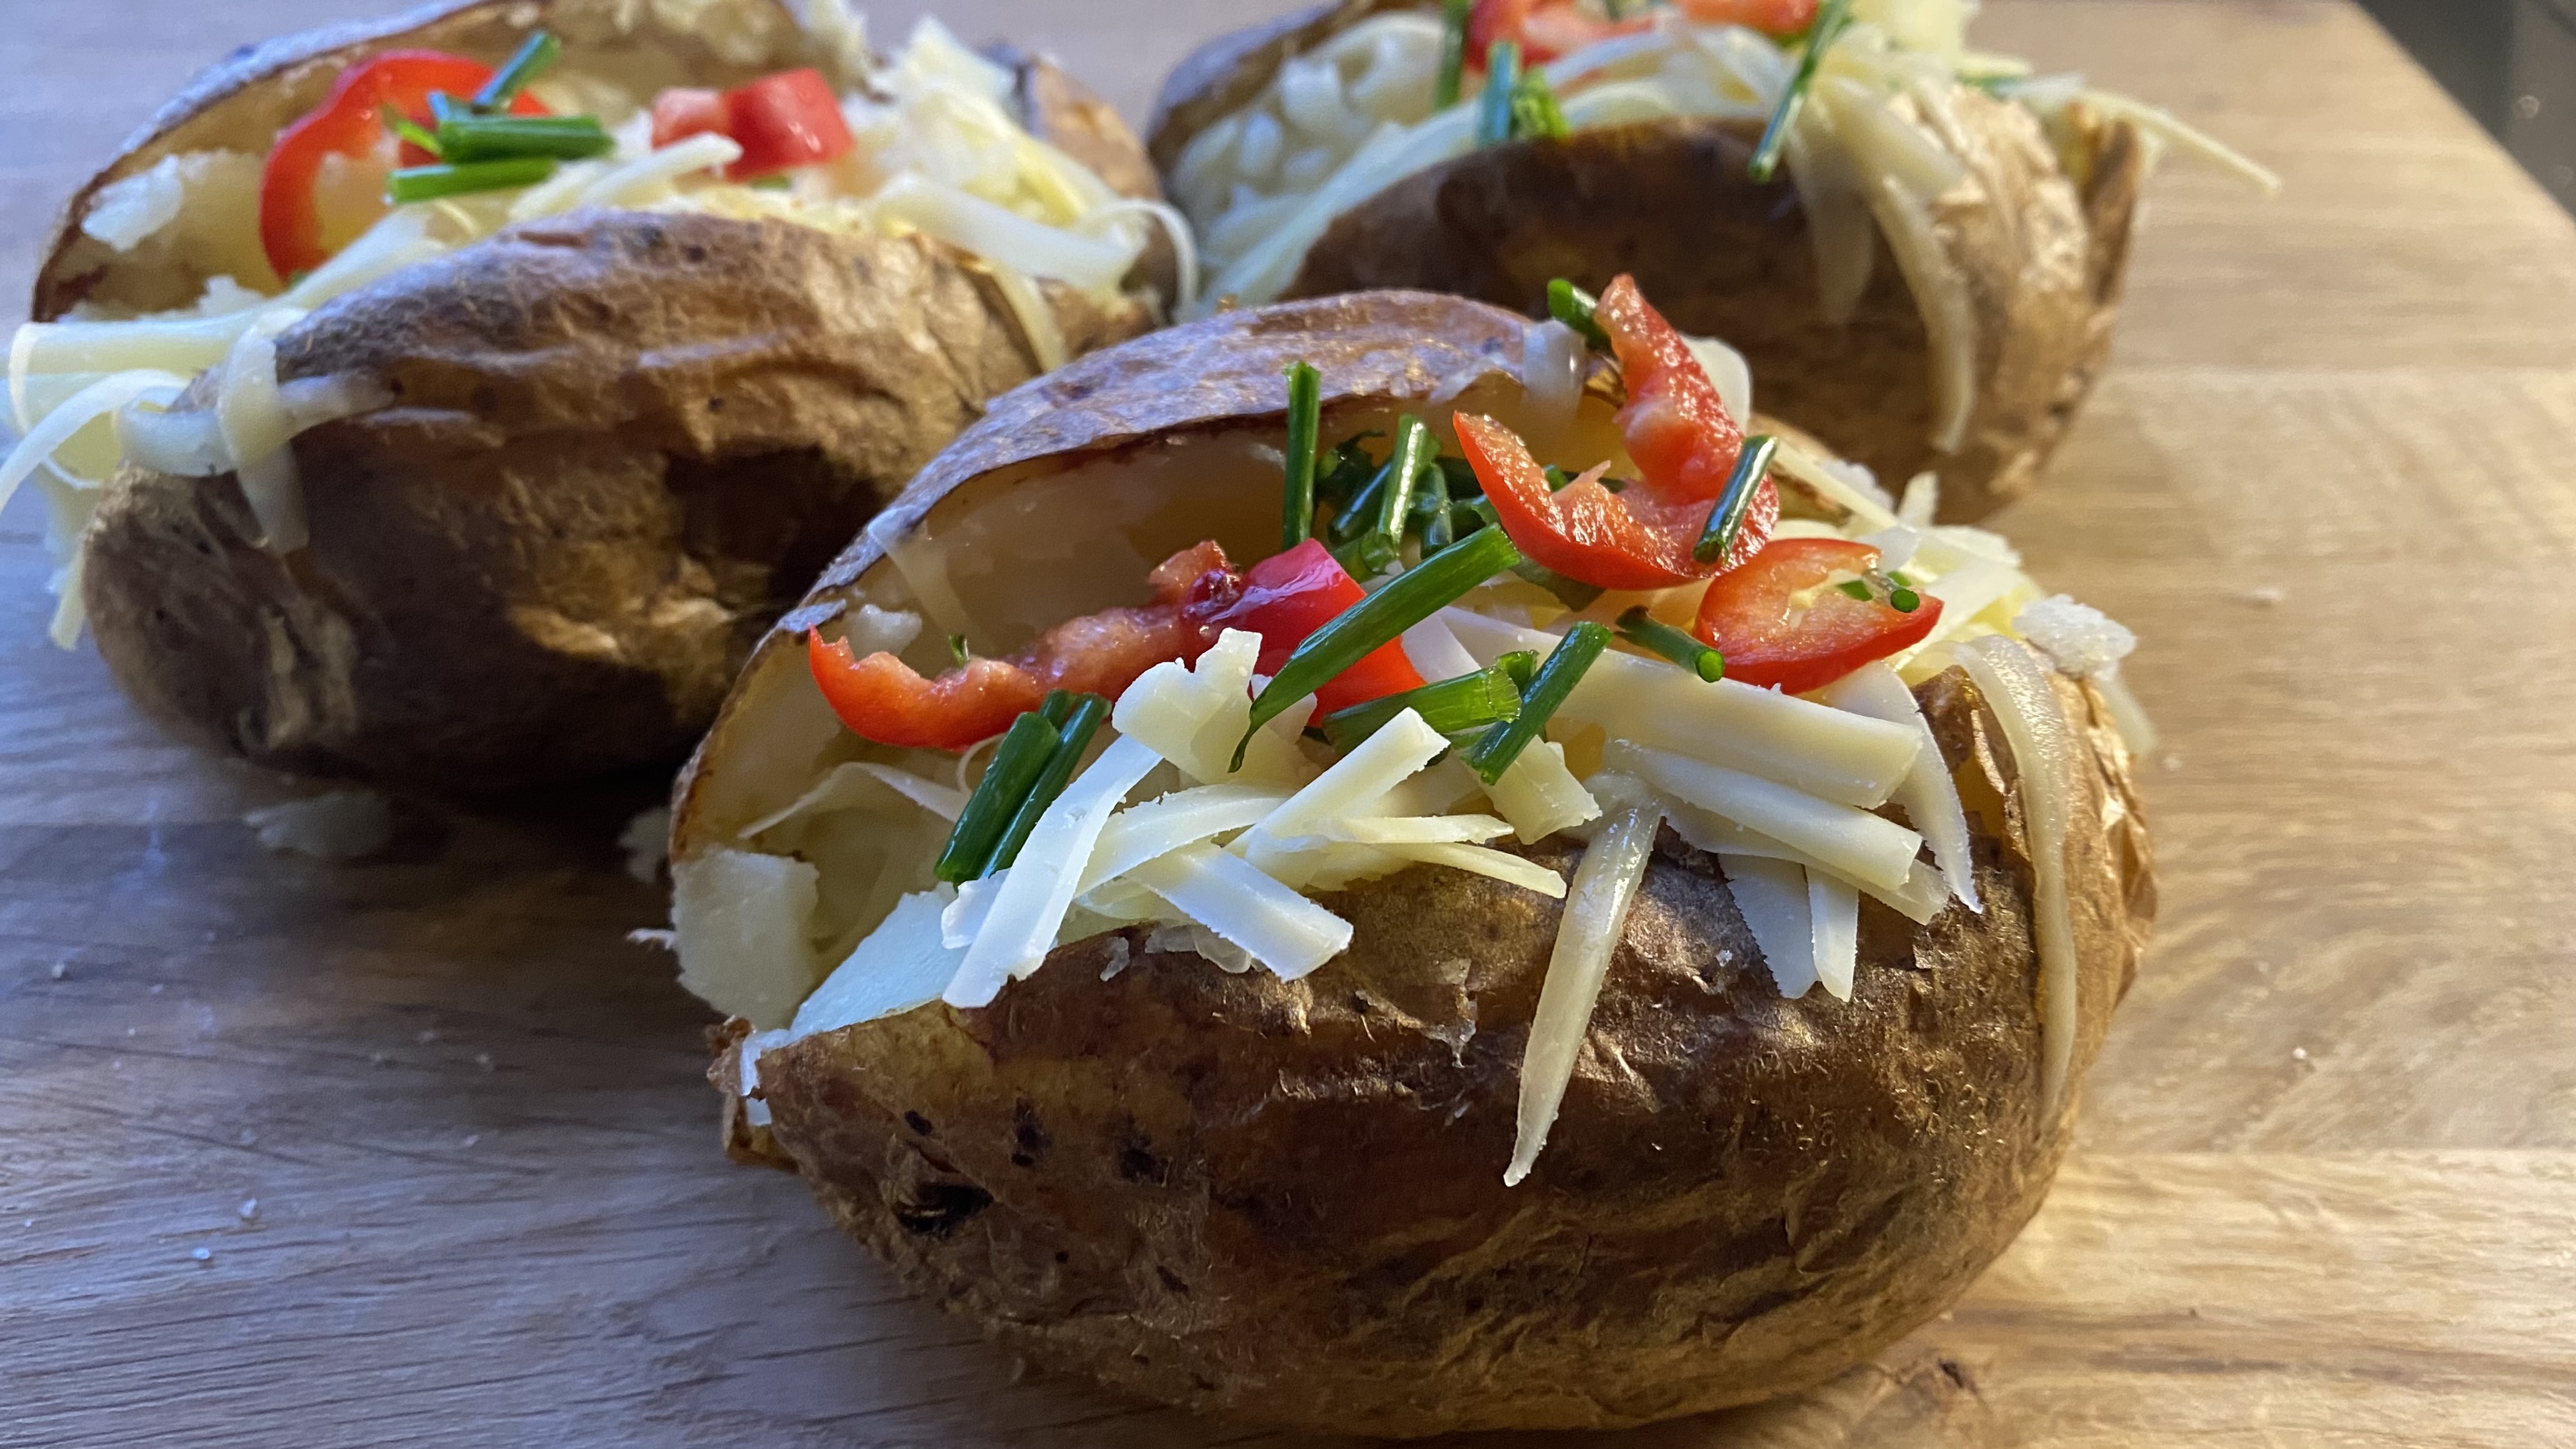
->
[740,668,2155,1436]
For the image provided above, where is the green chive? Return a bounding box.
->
[1330,531,1402,581]
[1837,579,1874,601]
[1547,279,1613,353]
[749,174,794,191]
[1319,664,1523,751]
[1510,558,1604,611]
[1435,454,1483,498]
[1544,464,1574,491]
[1691,433,1778,564]
[1474,41,1522,149]
[1616,607,1725,682]
[947,634,970,666]
[379,105,441,159]
[1748,0,1854,184]
[436,113,614,163]
[1038,689,1075,727]
[473,30,562,113]
[1435,0,1474,109]
[427,91,467,129]
[385,157,558,204]
[935,709,1062,884]
[1315,435,1381,510]
[1508,67,1570,142]
[1415,468,1455,551]
[984,694,1109,875]
[1462,622,1611,784]
[1282,361,1322,550]
[1240,525,1524,764]
[1330,417,1431,549]
[1889,571,1915,588]
[1496,649,1540,693]
[1890,587,1922,613]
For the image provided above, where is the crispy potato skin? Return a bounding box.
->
[742,666,2152,1435]
[84,211,1152,788]
[1147,4,2146,522]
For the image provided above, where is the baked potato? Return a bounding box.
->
[5,0,1182,788]
[1148,0,2270,521]
[664,283,2158,1434]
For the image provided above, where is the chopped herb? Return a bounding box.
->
[1512,558,1605,610]
[385,157,558,204]
[1415,467,1455,551]
[1330,530,1402,580]
[1329,416,1432,550]
[1889,571,1915,588]
[947,634,970,666]
[427,91,467,129]
[1314,434,1382,510]
[1508,66,1570,141]
[1748,0,1853,183]
[1462,622,1611,783]
[436,113,614,163]
[1546,278,1613,353]
[1240,525,1524,763]
[1319,664,1523,751]
[1473,41,1522,149]
[473,30,562,113]
[1435,0,1474,109]
[1544,464,1574,491]
[748,174,794,191]
[934,709,1062,884]
[1495,649,1540,692]
[1890,586,1922,613]
[1837,579,1874,601]
[1691,433,1777,564]
[1282,361,1322,549]
[1616,607,1725,682]
[985,693,1110,874]
[1434,453,1483,499]
[379,105,442,160]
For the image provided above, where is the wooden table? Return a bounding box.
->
[6,3,2573,1445]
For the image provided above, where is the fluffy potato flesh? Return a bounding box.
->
[1144,1,2150,522]
[671,293,2158,1434]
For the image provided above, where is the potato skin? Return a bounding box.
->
[84,211,1153,789]
[1147,4,2146,522]
[741,665,2152,1436]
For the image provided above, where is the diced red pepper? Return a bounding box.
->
[1460,416,1710,591]
[651,69,854,181]
[1468,0,1814,67]
[257,49,549,279]
[1211,539,1426,714]
[1691,539,1944,694]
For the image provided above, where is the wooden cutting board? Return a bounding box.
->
[4,2,2572,1445]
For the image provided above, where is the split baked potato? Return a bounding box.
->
[8,0,1177,788]
[1149,0,2268,521]
[666,286,2158,1434]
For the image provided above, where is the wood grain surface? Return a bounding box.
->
[5,2,2575,1445]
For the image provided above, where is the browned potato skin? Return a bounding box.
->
[682,293,2156,1433]
[45,1,1174,788]
[82,211,1152,789]
[734,669,2152,1436]
[1146,3,2147,523]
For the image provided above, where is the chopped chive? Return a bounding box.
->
[985,694,1108,875]
[1544,464,1574,491]
[749,174,794,191]
[436,113,614,162]
[1495,649,1540,692]
[1888,571,1915,588]
[1837,579,1874,601]
[1240,525,1524,764]
[1319,664,1523,751]
[1330,531,1402,581]
[1282,361,1322,549]
[935,709,1061,884]
[1416,468,1455,551]
[1038,689,1075,727]
[1462,622,1611,784]
[1616,607,1725,682]
[1434,0,1474,109]
[427,91,466,129]
[1692,433,1778,564]
[473,30,562,113]
[1508,66,1570,142]
[1330,417,1431,549]
[1473,41,1522,149]
[1510,558,1605,610]
[948,633,970,666]
[1749,0,1853,183]
[379,104,441,159]
[1890,586,1922,613]
[1547,279,1613,353]
[1315,434,1381,510]
[385,157,558,204]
